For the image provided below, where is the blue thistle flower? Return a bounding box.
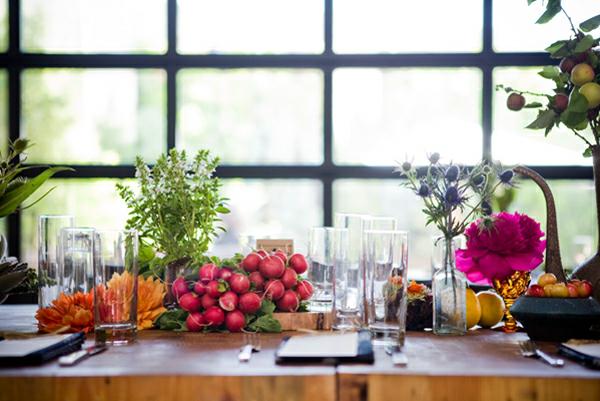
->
[481,200,492,215]
[428,152,440,164]
[444,186,461,206]
[401,161,412,172]
[417,182,431,197]
[445,165,460,182]
[499,169,514,184]
[472,175,485,187]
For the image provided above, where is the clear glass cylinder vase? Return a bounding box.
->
[432,237,467,336]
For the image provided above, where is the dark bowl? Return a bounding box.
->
[511,296,600,341]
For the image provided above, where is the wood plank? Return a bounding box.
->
[274,311,333,331]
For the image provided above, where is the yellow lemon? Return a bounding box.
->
[477,291,505,328]
[466,288,481,329]
[571,63,595,86]
[580,82,600,109]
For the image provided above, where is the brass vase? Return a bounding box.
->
[493,271,531,333]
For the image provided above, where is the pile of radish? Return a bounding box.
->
[171,249,314,332]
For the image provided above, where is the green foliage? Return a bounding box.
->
[116,149,229,263]
[580,15,600,33]
[535,0,561,24]
[246,300,282,333]
[155,309,188,331]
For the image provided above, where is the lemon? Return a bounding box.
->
[477,291,505,328]
[466,288,481,329]
[580,82,600,109]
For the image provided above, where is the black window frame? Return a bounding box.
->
[0,0,592,259]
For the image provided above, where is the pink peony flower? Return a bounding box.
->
[456,212,545,285]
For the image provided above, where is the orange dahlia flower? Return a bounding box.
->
[36,291,95,334]
[137,275,167,330]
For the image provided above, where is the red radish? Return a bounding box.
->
[201,293,217,309]
[229,273,251,294]
[281,268,298,289]
[225,310,245,332]
[218,291,239,311]
[256,249,268,258]
[179,292,202,312]
[199,263,219,282]
[186,312,205,332]
[172,277,190,299]
[289,254,308,274]
[264,279,285,301]
[276,290,300,312]
[249,271,265,291]
[259,256,285,279]
[241,253,262,272]
[238,292,262,314]
[219,268,233,282]
[193,281,206,296]
[297,280,314,300]
[204,306,225,327]
[206,280,226,298]
[273,250,288,265]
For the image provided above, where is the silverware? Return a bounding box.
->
[59,344,107,366]
[385,344,408,366]
[518,340,564,367]
[238,332,261,362]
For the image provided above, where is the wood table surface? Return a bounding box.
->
[1,305,600,401]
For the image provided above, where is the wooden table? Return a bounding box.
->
[1,305,599,401]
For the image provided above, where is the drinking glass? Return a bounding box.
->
[307,227,335,311]
[59,227,95,296]
[331,228,361,330]
[38,215,74,307]
[94,229,139,345]
[365,229,409,347]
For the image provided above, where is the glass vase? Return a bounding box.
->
[432,237,467,336]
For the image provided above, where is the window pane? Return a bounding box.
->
[503,180,597,273]
[178,69,323,165]
[21,0,167,53]
[178,0,323,54]
[333,179,436,280]
[22,69,166,165]
[0,70,6,153]
[20,179,132,268]
[211,179,323,257]
[492,67,591,166]
[493,0,599,52]
[0,0,7,52]
[333,68,482,166]
[334,0,482,53]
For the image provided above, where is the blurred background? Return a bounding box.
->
[1,0,598,280]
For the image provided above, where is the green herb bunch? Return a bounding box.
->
[497,1,600,156]
[396,153,514,240]
[117,149,230,263]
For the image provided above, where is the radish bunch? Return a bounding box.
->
[173,250,313,332]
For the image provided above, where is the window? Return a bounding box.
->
[2,0,595,276]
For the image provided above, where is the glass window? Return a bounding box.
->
[20,179,133,268]
[493,0,599,52]
[177,69,323,165]
[0,0,7,52]
[333,68,482,166]
[211,179,323,257]
[21,0,167,53]
[178,0,323,54]
[492,67,592,166]
[333,0,482,54]
[502,180,597,273]
[21,68,166,165]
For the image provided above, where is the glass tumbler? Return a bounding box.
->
[307,227,335,311]
[94,229,139,345]
[332,228,361,330]
[38,215,74,307]
[59,227,96,296]
[365,229,409,346]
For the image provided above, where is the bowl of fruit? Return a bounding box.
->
[511,273,600,341]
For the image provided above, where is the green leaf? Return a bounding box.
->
[525,109,557,129]
[527,0,538,4]
[247,314,282,333]
[139,243,156,265]
[524,102,543,108]
[155,309,188,330]
[0,167,72,218]
[580,14,600,32]
[538,66,560,80]
[584,147,594,157]
[536,0,561,24]
[260,299,276,315]
[560,110,588,129]
[544,40,569,56]
[574,35,596,53]
[216,206,230,214]
[567,89,589,113]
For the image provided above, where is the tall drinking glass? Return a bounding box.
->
[332,228,361,330]
[307,227,334,311]
[94,229,138,345]
[365,230,409,347]
[59,227,95,296]
[38,215,74,307]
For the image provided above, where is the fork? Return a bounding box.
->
[519,340,564,367]
[238,332,261,362]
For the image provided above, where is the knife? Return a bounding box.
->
[59,344,107,366]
